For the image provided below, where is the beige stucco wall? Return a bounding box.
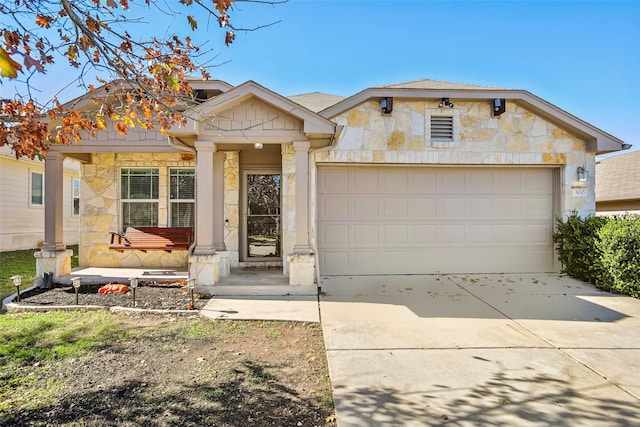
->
[79,152,194,268]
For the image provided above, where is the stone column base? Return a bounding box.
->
[218,251,231,278]
[189,253,227,286]
[287,254,315,286]
[34,249,73,287]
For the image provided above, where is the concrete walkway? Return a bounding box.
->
[319,274,640,426]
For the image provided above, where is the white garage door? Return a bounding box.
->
[317,166,555,275]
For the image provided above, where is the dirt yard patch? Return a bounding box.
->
[1,311,335,426]
[16,281,208,310]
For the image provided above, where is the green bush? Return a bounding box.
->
[596,216,640,298]
[554,213,640,298]
[553,212,609,283]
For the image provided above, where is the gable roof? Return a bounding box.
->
[596,150,640,202]
[320,78,626,154]
[287,92,346,113]
[176,80,337,136]
[375,78,505,91]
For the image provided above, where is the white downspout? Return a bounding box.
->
[308,131,339,284]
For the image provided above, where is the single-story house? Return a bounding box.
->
[595,150,640,215]
[35,78,628,291]
[0,145,80,251]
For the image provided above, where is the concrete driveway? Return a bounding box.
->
[319,274,640,426]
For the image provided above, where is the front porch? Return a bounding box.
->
[35,81,337,294]
[53,264,316,297]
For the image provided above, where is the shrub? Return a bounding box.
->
[596,215,640,298]
[553,212,608,283]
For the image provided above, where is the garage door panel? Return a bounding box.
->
[383,224,408,244]
[383,197,408,217]
[353,170,379,193]
[354,196,379,218]
[440,198,466,217]
[494,198,523,217]
[320,169,350,193]
[319,223,349,246]
[320,195,349,219]
[353,224,379,245]
[468,198,493,217]
[523,197,553,217]
[318,167,555,275]
[438,171,466,193]
[382,170,409,192]
[412,224,437,244]
[409,170,437,193]
[411,198,437,216]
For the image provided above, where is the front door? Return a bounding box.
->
[243,171,281,261]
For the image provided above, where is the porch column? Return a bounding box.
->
[292,140,312,254]
[36,150,72,285]
[43,151,66,252]
[193,140,216,255]
[213,152,226,251]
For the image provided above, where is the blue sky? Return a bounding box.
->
[5,0,639,156]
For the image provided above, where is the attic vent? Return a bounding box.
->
[430,116,454,141]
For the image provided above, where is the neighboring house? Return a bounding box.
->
[36,78,627,290]
[0,146,80,251]
[596,150,640,215]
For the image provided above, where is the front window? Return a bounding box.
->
[121,168,159,227]
[31,171,44,206]
[170,168,195,227]
[72,179,80,216]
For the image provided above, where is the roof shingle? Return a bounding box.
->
[596,150,640,202]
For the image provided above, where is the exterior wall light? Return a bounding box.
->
[11,275,22,302]
[380,97,393,114]
[130,277,139,307]
[254,142,264,149]
[492,98,506,116]
[439,98,454,108]
[577,167,589,182]
[71,277,82,305]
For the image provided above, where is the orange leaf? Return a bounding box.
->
[35,15,53,29]
[0,47,22,79]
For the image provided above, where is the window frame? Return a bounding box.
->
[169,167,195,227]
[72,178,80,216]
[30,170,44,207]
[120,167,160,229]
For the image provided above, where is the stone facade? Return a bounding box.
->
[316,99,593,219]
[223,152,240,266]
[79,152,194,268]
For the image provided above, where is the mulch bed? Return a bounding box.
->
[15,280,209,311]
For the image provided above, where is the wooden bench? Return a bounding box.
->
[109,227,194,252]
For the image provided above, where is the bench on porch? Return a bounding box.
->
[109,227,194,253]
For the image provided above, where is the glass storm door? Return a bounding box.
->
[246,172,281,259]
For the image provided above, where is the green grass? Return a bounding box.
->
[0,245,79,303]
[0,310,128,413]
[0,310,125,366]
